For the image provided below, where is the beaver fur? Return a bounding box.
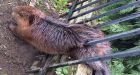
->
[9,6,111,75]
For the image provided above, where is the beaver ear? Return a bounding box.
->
[29,15,35,25]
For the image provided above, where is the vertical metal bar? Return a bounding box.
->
[69,0,89,8]
[77,1,140,24]
[72,0,100,12]
[26,48,140,71]
[95,12,140,28]
[60,0,89,17]
[48,48,140,68]
[68,0,122,20]
[77,0,88,5]
[84,28,140,46]
[66,0,79,21]
[73,0,85,23]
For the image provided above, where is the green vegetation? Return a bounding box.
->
[55,67,69,75]
[50,0,140,75]
[49,1,70,75]
[50,0,69,13]
[97,0,140,75]
[34,0,140,75]
[30,0,68,14]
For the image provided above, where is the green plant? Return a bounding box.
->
[97,0,140,75]
[55,66,69,75]
[50,0,69,13]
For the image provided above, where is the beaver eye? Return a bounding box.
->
[29,15,35,25]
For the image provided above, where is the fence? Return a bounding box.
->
[27,0,140,75]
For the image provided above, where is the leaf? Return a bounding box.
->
[55,67,69,75]
[109,60,125,75]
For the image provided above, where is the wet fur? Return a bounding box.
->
[10,6,111,75]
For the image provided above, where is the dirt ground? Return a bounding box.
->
[0,0,39,75]
[0,0,95,75]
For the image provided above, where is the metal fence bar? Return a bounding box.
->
[60,0,89,17]
[26,0,140,74]
[76,0,88,5]
[69,0,89,8]
[77,1,140,24]
[94,12,140,28]
[66,0,79,20]
[71,0,100,13]
[84,28,140,46]
[68,0,122,20]
[26,48,140,73]
[47,48,140,68]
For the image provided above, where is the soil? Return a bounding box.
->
[0,0,92,75]
[0,0,39,75]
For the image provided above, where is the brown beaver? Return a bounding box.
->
[9,6,111,75]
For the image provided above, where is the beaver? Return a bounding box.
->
[9,6,111,75]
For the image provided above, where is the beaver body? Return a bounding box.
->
[69,24,111,75]
[9,6,111,75]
